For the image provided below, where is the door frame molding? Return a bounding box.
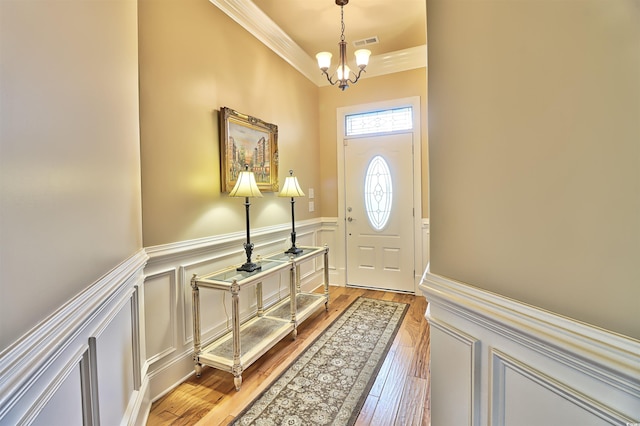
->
[336,96,422,291]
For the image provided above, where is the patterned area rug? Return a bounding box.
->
[232,297,409,426]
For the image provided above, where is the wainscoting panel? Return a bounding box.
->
[92,291,137,426]
[318,218,340,283]
[30,351,85,426]
[144,269,177,363]
[421,271,640,426]
[491,349,633,426]
[429,319,480,426]
[0,250,148,426]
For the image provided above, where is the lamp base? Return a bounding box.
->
[237,262,261,273]
[285,246,303,255]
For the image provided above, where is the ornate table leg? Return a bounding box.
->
[256,281,264,317]
[232,364,243,391]
[191,274,203,377]
[323,244,330,311]
[231,280,243,390]
[289,262,297,340]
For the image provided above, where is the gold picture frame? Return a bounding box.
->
[220,107,279,193]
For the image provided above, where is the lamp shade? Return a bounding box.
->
[279,175,305,198]
[316,52,332,70]
[354,49,371,68]
[229,169,263,198]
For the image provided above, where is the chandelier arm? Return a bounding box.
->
[321,69,338,86]
[347,68,366,85]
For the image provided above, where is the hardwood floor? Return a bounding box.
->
[147,286,431,425]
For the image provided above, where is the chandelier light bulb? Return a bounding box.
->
[337,64,351,81]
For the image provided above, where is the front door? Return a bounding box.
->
[344,132,415,292]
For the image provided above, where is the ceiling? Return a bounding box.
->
[252,0,426,58]
[210,0,427,86]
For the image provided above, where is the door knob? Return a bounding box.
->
[347,217,353,222]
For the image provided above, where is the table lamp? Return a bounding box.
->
[229,165,263,272]
[279,170,305,255]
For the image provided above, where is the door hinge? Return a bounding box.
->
[343,139,348,146]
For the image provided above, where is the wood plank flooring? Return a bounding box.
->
[146,286,431,425]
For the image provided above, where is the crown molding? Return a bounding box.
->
[345,45,428,83]
[209,0,322,85]
[209,0,426,87]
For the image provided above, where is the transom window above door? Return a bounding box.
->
[345,107,413,137]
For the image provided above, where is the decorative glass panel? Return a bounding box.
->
[345,107,413,136]
[364,156,393,231]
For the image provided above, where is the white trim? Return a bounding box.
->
[208,0,319,85]
[421,271,640,424]
[143,269,178,364]
[421,218,430,280]
[145,348,197,406]
[421,272,640,392]
[337,97,423,292]
[429,319,481,426]
[490,349,636,426]
[145,218,319,262]
[208,0,426,86]
[348,46,427,83]
[16,346,87,426]
[0,249,148,422]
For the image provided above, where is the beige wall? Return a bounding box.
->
[427,0,639,339]
[0,0,142,350]
[139,0,321,247]
[318,68,428,218]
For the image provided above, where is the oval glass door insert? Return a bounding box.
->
[364,155,393,231]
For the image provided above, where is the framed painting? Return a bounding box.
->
[220,107,279,193]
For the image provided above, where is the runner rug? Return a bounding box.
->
[231,297,409,426]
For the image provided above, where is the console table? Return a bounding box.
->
[190,245,329,390]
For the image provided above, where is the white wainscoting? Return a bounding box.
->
[0,249,149,426]
[141,218,336,411]
[0,216,433,425]
[421,271,640,426]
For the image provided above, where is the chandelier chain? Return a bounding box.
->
[340,5,345,42]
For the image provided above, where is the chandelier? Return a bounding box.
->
[315,0,371,91]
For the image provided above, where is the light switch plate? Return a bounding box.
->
[308,201,315,212]
[308,188,314,199]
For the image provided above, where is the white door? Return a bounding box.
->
[344,132,415,292]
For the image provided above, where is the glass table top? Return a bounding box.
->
[201,259,286,284]
[263,246,324,263]
[196,246,325,285]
